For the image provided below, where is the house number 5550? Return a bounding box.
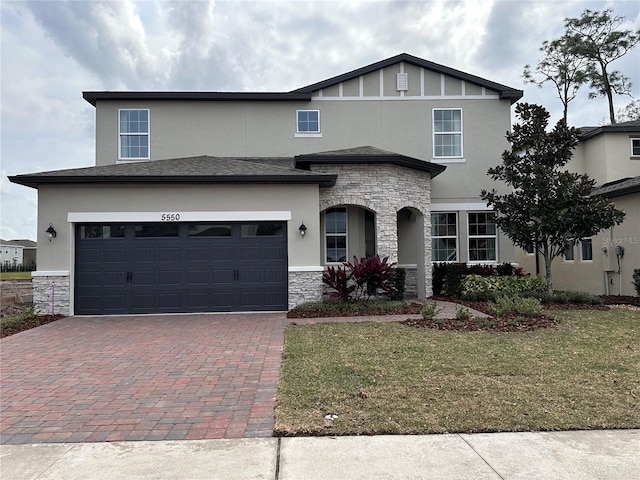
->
[161,213,181,221]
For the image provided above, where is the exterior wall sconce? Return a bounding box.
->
[46,223,57,241]
[298,222,307,238]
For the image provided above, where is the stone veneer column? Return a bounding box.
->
[288,270,324,309]
[32,274,70,316]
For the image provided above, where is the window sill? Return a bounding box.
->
[432,158,465,164]
[295,133,322,138]
[117,158,150,163]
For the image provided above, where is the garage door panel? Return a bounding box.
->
[210,246,233,261]
[158,270,180,285]
[76,222,287,314]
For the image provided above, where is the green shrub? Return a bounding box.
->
[489,295,543,317]
[551,290,603,305]
[455,305,473,320]
[632,268,640,297]
[444,263,465,297]
[462,274,546,300]
[391,267,406,301]
[432,263,447,295]
[421,300,441,321]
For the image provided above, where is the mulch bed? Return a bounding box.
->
[600,295,640,306]
[401,314,558,332]
[287,302,423,318]
[1,315,64,338]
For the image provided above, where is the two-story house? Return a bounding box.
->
[517,120,640,297]
[9,53,523,315]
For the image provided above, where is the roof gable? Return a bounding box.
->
[293,53,523,103]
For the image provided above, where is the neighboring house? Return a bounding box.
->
[9,239,37,268]
[0,240,24,268]
[9,53,522,315]
[516,120,640,296]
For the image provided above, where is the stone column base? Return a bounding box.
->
[288,270,323,309]
[32,275,70,316]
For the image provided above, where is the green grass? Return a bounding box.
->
[0,271,32,280]
[275,308,640,435]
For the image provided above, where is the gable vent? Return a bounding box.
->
[397,73,408,91]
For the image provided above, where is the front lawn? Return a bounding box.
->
[275,308,640,435]
[0,271,32,280]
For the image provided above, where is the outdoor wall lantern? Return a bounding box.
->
[298,222,307,238]
[46,223,57,241]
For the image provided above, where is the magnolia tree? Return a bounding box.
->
[481,103,625,296]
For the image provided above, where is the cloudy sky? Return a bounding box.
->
[1,0,639,241]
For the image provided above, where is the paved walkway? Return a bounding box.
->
[0,302,483,445]
[2,430,638,479]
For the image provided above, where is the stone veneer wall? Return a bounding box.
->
[313,163,433,298]
[33,275,70,316]
[288,270,324,309]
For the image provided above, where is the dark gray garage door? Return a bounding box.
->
[75,222,288,314]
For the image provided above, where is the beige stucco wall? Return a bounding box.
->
[515,193,639,296]
[35,183,322,273]
[571,133,640,185]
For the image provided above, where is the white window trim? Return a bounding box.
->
[580,238,593,262]
[432,108,463,160]
[296,109,321,136]
[431,211,458,262]
[118,109,150,161]
[324,207,348,265]
[467,211,498,263]
[631,138,640,158]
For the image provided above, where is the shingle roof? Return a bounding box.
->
[84,53,523,106]
[295,146,447,177]
[8,156,337,189]
[579,120,640,140]
[591,176,640,198]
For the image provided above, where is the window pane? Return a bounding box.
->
[80,225,126,239]
[326,236,347,263]
[135,224,179,237]
[188,224,231,237]
[581,239,593,261]
[432,238,457,261]
[241,223,284,237]
[564,244,574,260]
[297,110,320,132]
[434,133,461,157]
[469,238,496,261]
[325,208,346,234]
[633,139,640,156]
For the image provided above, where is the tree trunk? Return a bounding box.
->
[544,254,554,298]
[602,64,616,124]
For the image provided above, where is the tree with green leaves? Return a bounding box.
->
[481,103,625,296]
[617,99,640,122]
[564,9,640,124]
[523,36,589,124]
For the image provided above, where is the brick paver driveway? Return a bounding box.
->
[1,314,286,444]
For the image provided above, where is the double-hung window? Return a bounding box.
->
[468,212,497,262]
[433,108,462,158]
[580,238,593,261]
[431,212,458,261]
[632,138,640,157]
[119,109,149,160]
[325,207,347,263]
[296,110,320,136]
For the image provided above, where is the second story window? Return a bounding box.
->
[433,108,462,158]
[632,138,640,157]
[119,109,149,160]
[296,110,320,135]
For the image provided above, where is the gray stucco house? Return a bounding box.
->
[9,53,523,315]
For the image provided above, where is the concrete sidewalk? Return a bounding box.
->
[2,430,638,480]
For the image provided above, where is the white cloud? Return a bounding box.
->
[1,0,639,240]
